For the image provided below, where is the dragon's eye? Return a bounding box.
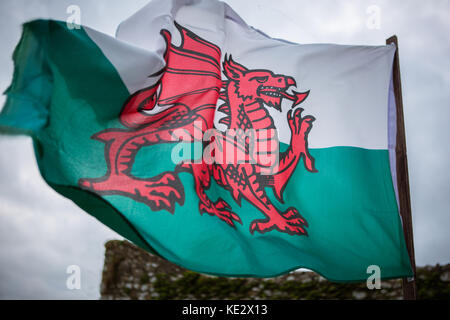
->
[251,76,268,83]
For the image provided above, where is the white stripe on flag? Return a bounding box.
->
[85,0,396,150]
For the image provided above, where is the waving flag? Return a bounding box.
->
[0,0,412,281]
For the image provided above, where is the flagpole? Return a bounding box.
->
[386,35,417,300]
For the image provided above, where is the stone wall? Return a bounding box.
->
[100,240,450,300]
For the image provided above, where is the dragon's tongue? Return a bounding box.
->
[281,90,310,107]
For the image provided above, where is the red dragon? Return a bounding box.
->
[79,22,317,236]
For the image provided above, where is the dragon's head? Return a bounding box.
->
[222,55,307,111]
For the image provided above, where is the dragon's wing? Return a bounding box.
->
[120,22,222,130]
[158,22,222,108]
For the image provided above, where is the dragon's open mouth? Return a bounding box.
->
[258,86,285,98]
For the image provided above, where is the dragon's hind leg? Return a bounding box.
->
[78,122,188,213]
[240,165,308,236]
[176,162,242,227]
[79,170,184,214]
[250,205,308,236]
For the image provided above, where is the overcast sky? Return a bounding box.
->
[0,0,449,299]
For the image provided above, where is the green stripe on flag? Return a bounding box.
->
[126,143,412,280]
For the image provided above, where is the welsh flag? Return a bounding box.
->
[0,0,413,281]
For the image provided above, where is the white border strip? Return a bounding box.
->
[388,71,399,209]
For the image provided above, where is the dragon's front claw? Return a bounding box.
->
[288,107,315,136]
[287,108,317,172]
